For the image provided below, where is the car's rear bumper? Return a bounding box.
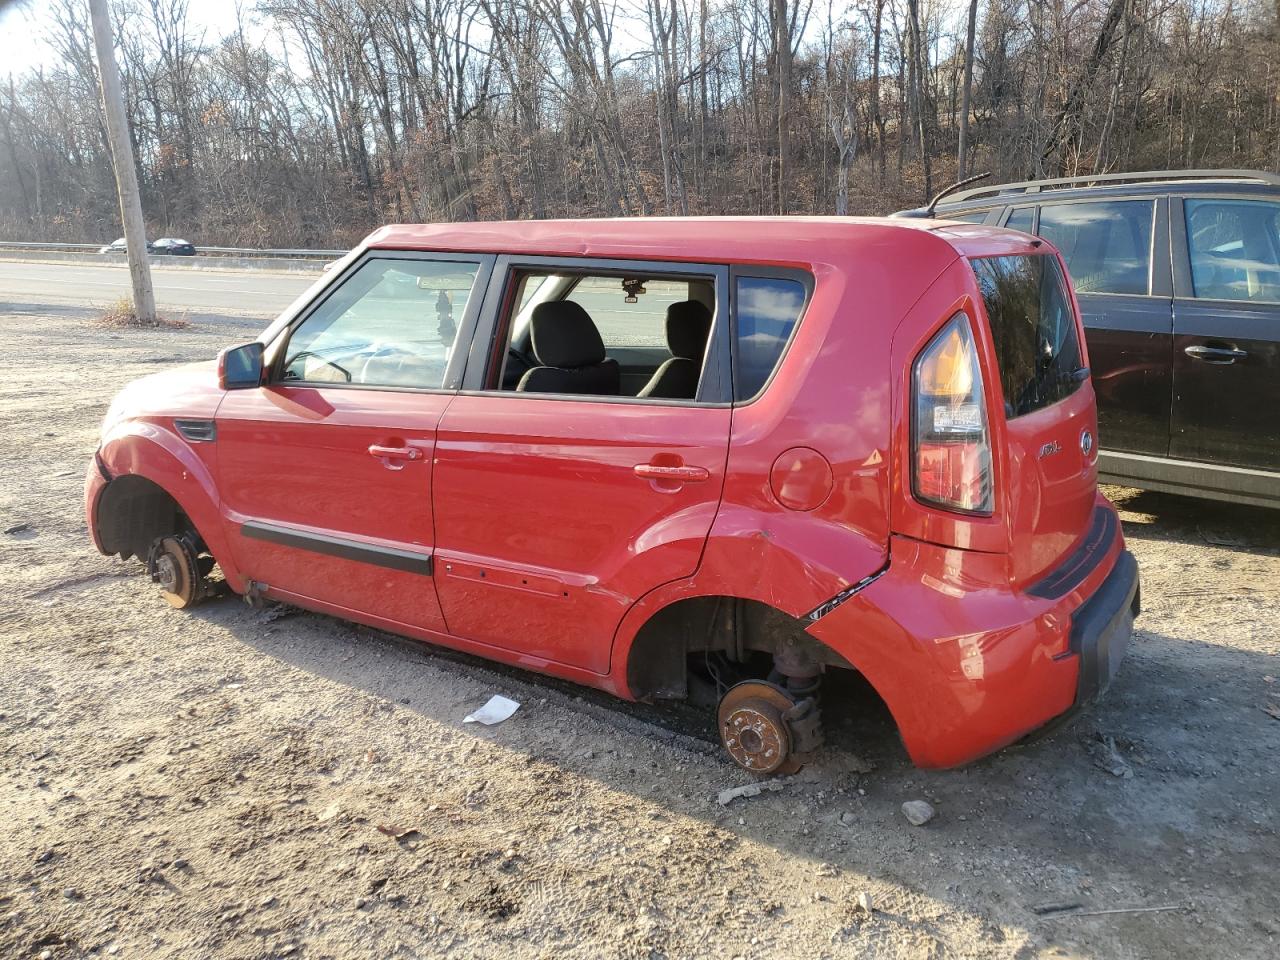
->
[806,493,1137,768]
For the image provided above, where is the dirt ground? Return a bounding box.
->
[1,304,1277,960]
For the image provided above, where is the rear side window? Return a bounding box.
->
[733,276,807,400]
[1004,207,1035,233]
[948,209,991,224]
[1185,199,1280,302]
[972,255,1084,419]
[1036,200,1154,295]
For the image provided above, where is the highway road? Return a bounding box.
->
[0,260,320,319]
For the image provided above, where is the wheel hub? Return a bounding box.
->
[147,535,202,609]
[717,680,804,775]
[155,553,180,593]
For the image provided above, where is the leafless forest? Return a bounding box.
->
[1,0,1279,248]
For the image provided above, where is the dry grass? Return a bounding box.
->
[95,296,190,330]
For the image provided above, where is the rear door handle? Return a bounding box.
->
[368,444,422,461]
[1184,344,1248,364]
[634,463,710,482]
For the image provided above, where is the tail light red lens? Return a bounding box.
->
[912,313,993,514]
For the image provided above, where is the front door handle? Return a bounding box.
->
[1185,344,1248,364]
[368,444,422,462]
[633,463,710,482]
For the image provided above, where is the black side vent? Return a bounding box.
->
[174,418,216,442]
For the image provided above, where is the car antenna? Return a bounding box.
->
[924,172,992,218]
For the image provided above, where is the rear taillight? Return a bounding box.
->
[912,312,993,514]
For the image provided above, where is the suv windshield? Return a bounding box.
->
[971,254,1084,419]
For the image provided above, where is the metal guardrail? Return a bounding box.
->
[0,240,346,258]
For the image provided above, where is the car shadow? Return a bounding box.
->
[1105,485,1280,557]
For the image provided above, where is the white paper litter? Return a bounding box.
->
[463,695,520,725]
[717,779,785,806]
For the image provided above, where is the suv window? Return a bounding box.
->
[567,276,692,347]
[1036,200,1154,295]
[734,275,807,400]
[1004,207,1035,234]
[972,255,1084,419]
[282,258,479,388]
[1185,199,1280,302]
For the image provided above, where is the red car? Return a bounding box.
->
[85,218,1139,773]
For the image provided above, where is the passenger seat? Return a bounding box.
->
[517,301,620,396]
[637,301,712,399]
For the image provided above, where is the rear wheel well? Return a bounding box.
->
[625,596,854,702]
[95,475,196,562]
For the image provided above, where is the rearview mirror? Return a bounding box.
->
[217,342,264,390]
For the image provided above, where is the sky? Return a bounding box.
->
[0,0,249,77]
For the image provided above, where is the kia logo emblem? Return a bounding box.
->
[1081,430,1094,456]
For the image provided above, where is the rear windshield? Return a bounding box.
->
[971,254,1084,419]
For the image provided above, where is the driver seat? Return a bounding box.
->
[517,301,620,396]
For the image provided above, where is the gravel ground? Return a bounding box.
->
[0,306,1277,959]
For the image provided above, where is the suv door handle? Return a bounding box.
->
[368,444,422,461]
[633,463,709,482]
[1184,344,1248,364]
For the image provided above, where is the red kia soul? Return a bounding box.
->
[86,218,1139,773]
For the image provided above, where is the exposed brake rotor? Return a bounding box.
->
[717,680,807,776]
[147,534,205,609]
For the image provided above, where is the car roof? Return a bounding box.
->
[365,217,1046,267]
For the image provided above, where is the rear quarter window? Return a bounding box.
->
[733,275,808,400]
[971,255,1085,419]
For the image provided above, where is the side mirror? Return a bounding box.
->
[217,342,264,390]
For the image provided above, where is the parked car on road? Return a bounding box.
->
[151,237,197,256]
[895,169,1280,509]
[85,218,1139,772]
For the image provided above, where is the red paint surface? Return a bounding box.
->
[87,217,1130,768]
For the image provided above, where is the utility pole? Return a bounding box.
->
[957,0,979,179]
[89,0,155,325]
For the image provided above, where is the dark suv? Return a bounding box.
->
[896,169,1280,509]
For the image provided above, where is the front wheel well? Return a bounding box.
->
[95,474,196,562]
[624,596,854,702]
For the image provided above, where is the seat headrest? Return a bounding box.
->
[530,301,607,369]
[666,300,713,361]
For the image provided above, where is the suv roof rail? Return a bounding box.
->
[945,168,1280,205]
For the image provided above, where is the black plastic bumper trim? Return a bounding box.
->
[241,521,433,576]
[1029,505,1117,600]
[1068,549,1140,704]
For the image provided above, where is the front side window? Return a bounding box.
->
[281,258,480,389]
[1037,200,1154,296]
[972,255,1084,419]
[1185,199,1280,303]
[734,276,807,400]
